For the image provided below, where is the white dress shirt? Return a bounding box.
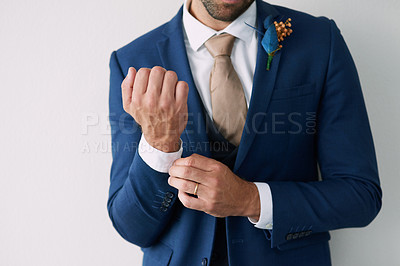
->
[138,0,273,230]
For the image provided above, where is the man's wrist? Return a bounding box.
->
[242,182,261,220]
[248,182,273,229]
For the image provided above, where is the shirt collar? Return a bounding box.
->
[182,0,257,51]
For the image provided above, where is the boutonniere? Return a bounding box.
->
[246,15,293,70]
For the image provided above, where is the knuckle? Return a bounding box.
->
[182,181,190,191]
[178,80,188,87]
[180,195,190,208]
[159,100,171,111]
[212,163,223,172]
[165,70,178,81]
[145,97,156,109]
[138,67,150,76]
[185,158,195,167]
[182,167,191,177]
[152,66,166,75]
[211,178,221,188]
[168,176,175,186]
[211,177,220,187]
[121,80,126,90]
[131,95,141,106]
[210,190,218,200]
[177,81,189,91]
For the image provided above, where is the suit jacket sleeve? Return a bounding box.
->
[267,20,382,248]
[107,51,178,248]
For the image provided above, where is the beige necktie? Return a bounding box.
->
[205,33,247,146]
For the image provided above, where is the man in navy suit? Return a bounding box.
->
[107,0,382,265]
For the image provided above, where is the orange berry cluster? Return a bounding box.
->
[274,18,293,49]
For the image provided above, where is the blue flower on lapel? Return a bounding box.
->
[246,15,293,70]
[262,16,280,70]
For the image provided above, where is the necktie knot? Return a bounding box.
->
[204,33,236,58]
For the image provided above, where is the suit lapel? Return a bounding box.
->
[234,1,281,172]
[157,8,211,157]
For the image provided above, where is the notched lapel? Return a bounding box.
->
[156,8,210,157]
[234,1,282,172]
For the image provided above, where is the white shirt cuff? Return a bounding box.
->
[248,182,273,230]
[138,134,183,173]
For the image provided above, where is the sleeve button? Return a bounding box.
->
[165,192,174,199]
[286,233,293,241]
[164,197,172,203]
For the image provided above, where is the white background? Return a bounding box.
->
[1,0,399,265]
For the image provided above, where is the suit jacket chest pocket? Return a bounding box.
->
[262,83,318,142]
[268,83,318,123]
[271,83,316,101]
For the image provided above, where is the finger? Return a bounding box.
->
[175,81,189,104]
[168,165,208,184]
[121,67,136,108]
[147,66,166,96]
[168,176,202,196]
[178,190,205,211]
[173,153,216,171]
[161,70,178,101]
[133,68,151,94]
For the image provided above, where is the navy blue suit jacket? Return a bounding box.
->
[107,1,382,265]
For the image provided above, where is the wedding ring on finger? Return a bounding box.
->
[193,182,199,196]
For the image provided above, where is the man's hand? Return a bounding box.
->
[121,66,189,152]
[168,154,261,220]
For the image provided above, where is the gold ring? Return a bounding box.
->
[193,182,199,196]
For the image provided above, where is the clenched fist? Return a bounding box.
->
[121,66,189,152]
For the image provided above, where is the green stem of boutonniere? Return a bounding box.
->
[266,47,281,71]
[267,54,274,71]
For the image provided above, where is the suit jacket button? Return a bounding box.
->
[305,230,312,236]
[292,233,299,239]
[201,258,208,266]
[164,197,172,203]
[159,206,168,212]
[162,202,170,208]
[165,192,174,199]
[299,231,305,238]
[286,233,293,241]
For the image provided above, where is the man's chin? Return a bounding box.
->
[220,0,241,4]
[200,0,254,22]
